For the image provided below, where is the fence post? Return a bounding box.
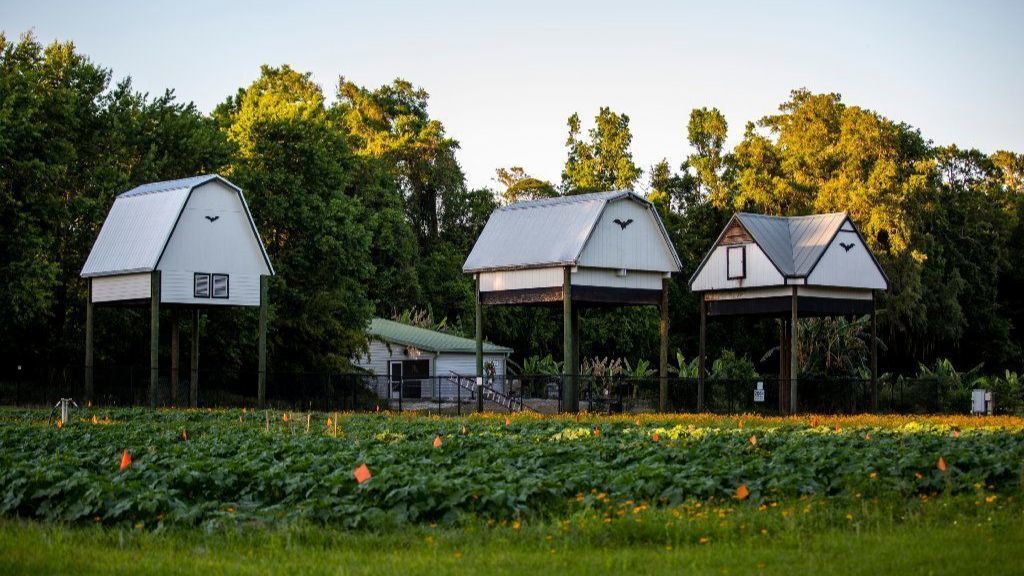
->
[457,379,462,416]
[398,378,403,413]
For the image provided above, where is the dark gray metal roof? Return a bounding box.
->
[462,190,681,273]
[734,212,848,277]
[81,174,274,278]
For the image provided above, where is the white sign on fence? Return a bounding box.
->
[754,381,765,403]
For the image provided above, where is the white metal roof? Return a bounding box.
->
[462,190,681,273]
[81,175,274,278]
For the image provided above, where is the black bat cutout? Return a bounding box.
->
[840,241,855,252]
[613,218,633,230]
[205,215,220,222]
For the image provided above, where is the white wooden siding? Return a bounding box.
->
[690,243,784,291]
[578,199,678,272]
[704,286,792,301]
[806,230,887,290]
[572,267,662,290]
[157,180,270,306]
[479,267,562,292]
[91,273,151,303]
[352,341,507,399]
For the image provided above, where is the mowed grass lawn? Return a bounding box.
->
[1,409,1023,574]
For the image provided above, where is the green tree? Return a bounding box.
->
[220,65,373,371]
[562,107,641,193]
[495,166,557,204]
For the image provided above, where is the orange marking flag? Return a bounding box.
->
[433,435,443,448]
[652,432,660,443]
[354,464,372,484]
[735,484,750,500]
[119,450,132,470]
[505,418,510,427]
[937,457,948,472]
[749,435,758,446]
[182,430,188,442]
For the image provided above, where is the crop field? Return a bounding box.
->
[1,408,1023,574]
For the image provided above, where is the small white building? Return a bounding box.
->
[352,318,512,400]
[689,212,888,413]
[80,175,274,407]
[462,191,682,411]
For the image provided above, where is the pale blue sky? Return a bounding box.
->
[3,0,1022,189]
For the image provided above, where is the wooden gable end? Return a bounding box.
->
[719,220,753,245]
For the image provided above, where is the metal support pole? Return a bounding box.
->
[790,286,799,414]
[475,274,484,412]
[562,267,577,412]
[258,275,268,408]
[698,295,706,411]
[659,278,669,412]
[84,279,94,404]
[778,319,789,414]
[190,309,199,408]
[871,293,878,412]
[149,271,160,408]
[170,309,180,406]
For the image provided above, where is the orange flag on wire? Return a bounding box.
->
[593,426,601,437]
[282,413,289,423]
[749,435,758,446]
[56,420,63,429]
[91,415,98,425]
[937,457,947,472]
[505,417,510,427]
[354,464,372,484]
[433,435,443,448]
[810,416,819,428]
[865,432,871,441]
[119,450,132,470]
[182,429,188,442]
[326,417,333,430]
[735,484,750,500]
[652,432,660,443]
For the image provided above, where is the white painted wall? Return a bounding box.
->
[572,267,663,290]
[479,267,562,292]
[351,339,507,399]
[578,199,678,272]
[158,180,271,306]
[92,273,151,303]
[807,230,887,290]
[690,243,784,291]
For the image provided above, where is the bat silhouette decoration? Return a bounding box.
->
[613,218,633,230]
[840,241,855,252]
[205,215,220,223]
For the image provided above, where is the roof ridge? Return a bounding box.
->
[119,174,219,198]
[499,190,639,211]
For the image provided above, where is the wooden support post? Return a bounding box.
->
[475,274,484,412]
[562,267,577,412]
[149,271,161,408]
[659,278,669,412]
[698,295,706,411]
[190,309,199,408]
[790,286,799,414]
[258,275,268,408]
[84,279,94,404]
[170,309,179,406]
[571,304,580,408]
[870,292,878,413]
[777,319,785,414]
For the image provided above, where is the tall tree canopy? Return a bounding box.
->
[562,107,642,193]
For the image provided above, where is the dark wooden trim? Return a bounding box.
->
[707,295,874,317]
[726,245,746,280]
[480,286,563,306]
[571,285,662,305]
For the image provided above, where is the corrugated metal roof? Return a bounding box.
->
[462,190,680,273]
[368,318,512,354]
[81,174,273,278]
[734,212,847,277]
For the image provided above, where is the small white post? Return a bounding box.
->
[60,398,70,425]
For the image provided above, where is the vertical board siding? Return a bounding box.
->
[351,341,507,399]
[572,267,663,290]
[807,230,888,290]
[157,180,270,306]
[690,243,784,291]
[578,199,678,272]
[91,273,151,303]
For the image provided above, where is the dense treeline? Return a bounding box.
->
[2,32,1022,382]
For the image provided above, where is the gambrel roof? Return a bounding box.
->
[462,190,682,273]
[81,175,274,278]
